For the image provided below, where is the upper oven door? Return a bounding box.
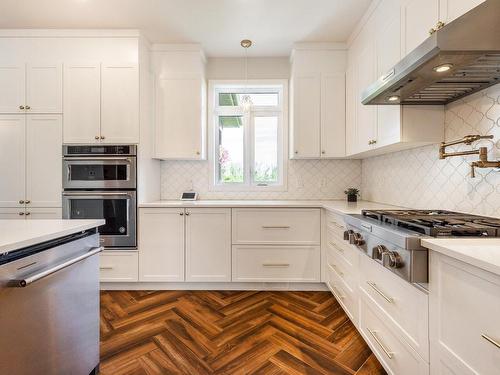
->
[62,191,137,248]
[62,157,136,189]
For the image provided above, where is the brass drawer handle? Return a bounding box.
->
[331,264,344,278]
[367,281,394,304]
[329,221,344,229]
[329,241,344,253]
[367,328,394,359]
[99,266,114,270]
[482,334,500,349]
[262,226,290,229]
[328,282,345,300]
[262,263,290,268]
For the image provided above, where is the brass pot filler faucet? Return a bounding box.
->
[439,135,500,178]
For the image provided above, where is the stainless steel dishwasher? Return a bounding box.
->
[0,230,102,375]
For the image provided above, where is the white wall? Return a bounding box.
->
[362,85,500,217]
[160,57,362,200]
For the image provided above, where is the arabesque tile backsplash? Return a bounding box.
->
[161,85,499,217]
[362,85,500,217]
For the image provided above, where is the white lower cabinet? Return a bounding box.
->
[429,252,500,375]
[100,251,139,282]
[139,208,185,282]
[0,208,25,219]
[359,293,430,375]
[232,245,320,282]
[186,208,231,282]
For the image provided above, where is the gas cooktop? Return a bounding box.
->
[361,209,500,237]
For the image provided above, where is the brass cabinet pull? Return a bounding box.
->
[262,263,290,268]
[25,212,30,216]
[331,263,344,278]
[329,241,344,253]
[436,21,445,30]
[95,135,100,140]
[262,225,290,229]
[25,105,31,110]
[185,212,190,216]
[99,266,114,270]
[196,151,200,155]
[25,200,30,204]
[19,105,25,110]
[367,328,394,359]
[179,212,184,216]
[19,212,25,216]
[482,334,500,349]
[321,150,325,154]
[367,281,394,303]
[100,136,105,140]
[328,282,345,300]
[19,200,25,204]
[429,27,436,35]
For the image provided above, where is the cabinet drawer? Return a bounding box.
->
[232,245,320,282]
[232,208,320,245]
[359,294,429,375]
[359,255,429,361]
[326,230,359,268]
[326,263,358,324]
[325,211,346,238]
[99,251,138,282]
[325,244,357,292]
[430,253,500,375]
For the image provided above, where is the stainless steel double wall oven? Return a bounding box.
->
[62,145,137,249]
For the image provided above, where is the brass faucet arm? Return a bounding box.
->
[439,134,494,159]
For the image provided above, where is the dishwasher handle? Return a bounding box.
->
[11,247,103,288]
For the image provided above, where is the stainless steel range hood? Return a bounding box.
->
[362,0,500,105]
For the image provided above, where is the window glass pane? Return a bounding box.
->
[218,92,279,106]
[254,116,278,183]
[218,116,244,183]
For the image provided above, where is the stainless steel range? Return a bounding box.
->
[344,210,500,284]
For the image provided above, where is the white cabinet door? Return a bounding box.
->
[430,252,500,375]
[26,115,62,208]
[0,115,25,207]
[376,0,402,148]
[0,208,25,219]
[63,63,101,144]
[155,77,205,159]
[101,63,139,144]
[139,208,185,282]
[402,0,439,56]
[440,0,485,24]
[345,65,358,155]
[26,63,62,114]
[0,64,25,114]
[290,74,321,158]
[356,42,377,152]
[185,208,231,282]
[321,73,345,157]
[26,207,62,219]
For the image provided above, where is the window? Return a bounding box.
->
[209,80,287,191]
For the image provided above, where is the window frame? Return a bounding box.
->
[208,79,288,192]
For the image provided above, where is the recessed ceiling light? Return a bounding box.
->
[387,95,400,102]
[433,64,453,73]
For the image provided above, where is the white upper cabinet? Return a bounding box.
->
[26,115,62,208]
[63,63,101,143]
[0,63,62,114]
[439,0,485,24]
[0,65,25,114]
[26,63,62,113]
[101,63,139,144]
[63,63,139,144]
[155,76,205,159]
[0,116,25,207]
[185,208,231,282]
[401,0,439,56]
[290,47,347,159]
[290,73,321,158]
[153,47,206,160]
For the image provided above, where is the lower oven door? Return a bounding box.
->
[62,191,137,248]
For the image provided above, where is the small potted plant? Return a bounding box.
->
[344,188,360,202]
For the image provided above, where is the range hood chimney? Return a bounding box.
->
[362,0,500,105]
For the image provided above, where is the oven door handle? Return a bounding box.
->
[63,157,133,162]
[9,247,103,288]
[62,192,133,197]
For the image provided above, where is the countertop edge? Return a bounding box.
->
[422,239,500,277]
[0,219,105,254]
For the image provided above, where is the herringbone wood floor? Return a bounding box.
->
[100,291,386,375]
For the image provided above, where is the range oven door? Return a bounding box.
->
[62,157,136,189]
[62,191,137,248]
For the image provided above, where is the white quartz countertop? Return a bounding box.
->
[422,238,500,276]
[0,219,105,254]
[139,199,402,215]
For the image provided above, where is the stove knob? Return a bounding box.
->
[382,251,403,269]
[349,232,365,246]
[343,230,353,241]
[373,244,387,260]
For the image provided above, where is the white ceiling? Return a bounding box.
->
[0,0,372,56]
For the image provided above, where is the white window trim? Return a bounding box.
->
[208,79,288,192]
